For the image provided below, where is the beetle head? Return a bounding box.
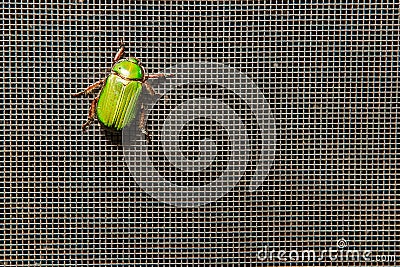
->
[112,58,144,80]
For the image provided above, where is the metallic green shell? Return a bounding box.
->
[97,74,142,131]
[112,59,144,80]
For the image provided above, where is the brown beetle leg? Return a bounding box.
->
[145,73,174,79]
[72,79,105,97]
[82,95,99,132]
[139,104,147,134]
[143,81,157,96]
[113,39,125,63]
[139,104,151,143]
[143,73,174,97]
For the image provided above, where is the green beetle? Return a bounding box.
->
[73,41,171,133]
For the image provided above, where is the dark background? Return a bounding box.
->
[2,1,399,266]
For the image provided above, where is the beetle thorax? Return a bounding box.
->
[112,59,144,80]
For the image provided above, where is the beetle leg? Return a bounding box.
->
[82,95,99,132]
[144,73,173,98]
[72,79,105,97]
[113,39,125,63]
[145,73,174,79]
[139,104,151,143]
[144,81,169,101]
[139,103,147,134]
[143,81,157,96]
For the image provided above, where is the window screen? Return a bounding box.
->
[2,2,399,266]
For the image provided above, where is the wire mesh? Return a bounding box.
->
[2,1,399,266]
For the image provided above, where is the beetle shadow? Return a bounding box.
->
[102,128,123,146]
